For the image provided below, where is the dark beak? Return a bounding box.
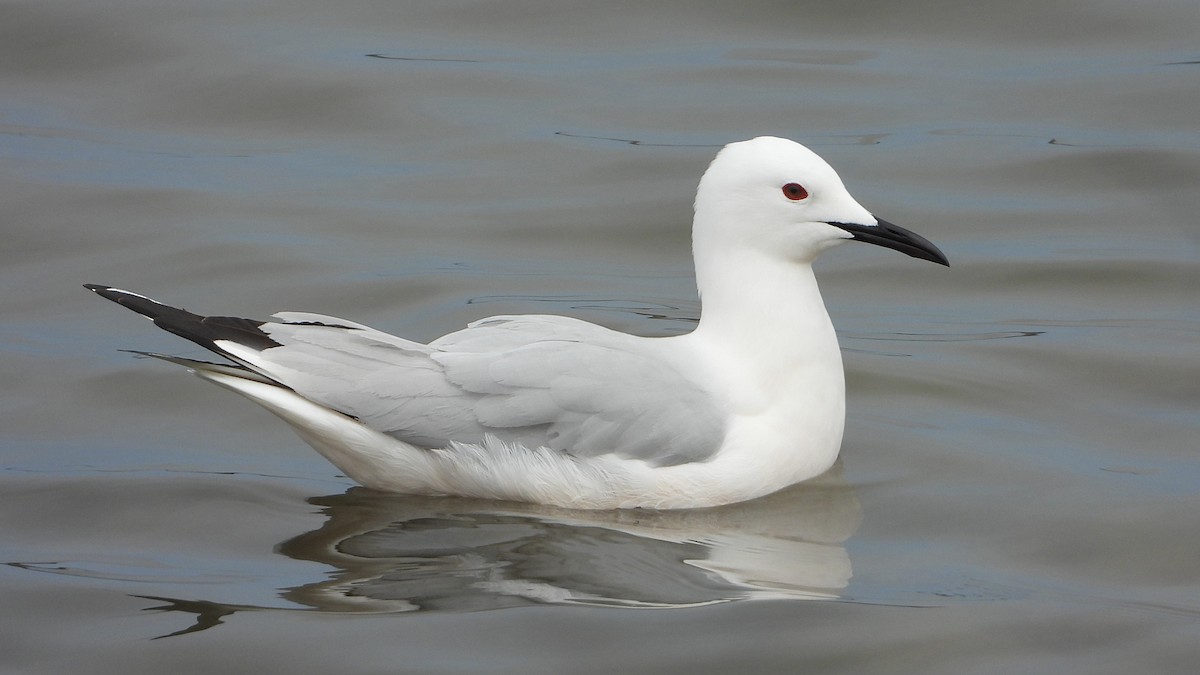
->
[830,218,949,266]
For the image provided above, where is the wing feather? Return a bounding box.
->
[249,315,725,467]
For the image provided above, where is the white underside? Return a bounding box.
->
[195,366,840,510]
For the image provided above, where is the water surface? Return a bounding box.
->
[2,1,1198,672]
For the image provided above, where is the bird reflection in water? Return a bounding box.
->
[139,463,859,637]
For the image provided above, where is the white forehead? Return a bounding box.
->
[702,136,846,192]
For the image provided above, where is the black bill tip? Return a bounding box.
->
[830,218,949,267]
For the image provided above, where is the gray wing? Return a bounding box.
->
[256,314,725,467]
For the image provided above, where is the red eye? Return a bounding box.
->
[782,183,808,201]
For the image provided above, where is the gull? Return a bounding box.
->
[86,136,947,510]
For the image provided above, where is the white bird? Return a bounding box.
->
[86,136,947,510]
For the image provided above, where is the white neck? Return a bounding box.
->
[676,243,846,492]
[690,246,841,381]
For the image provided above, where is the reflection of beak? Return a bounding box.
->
[830,217,950,266]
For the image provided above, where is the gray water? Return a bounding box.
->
[3,1,1198,672]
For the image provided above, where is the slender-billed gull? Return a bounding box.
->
[86,136,947,509]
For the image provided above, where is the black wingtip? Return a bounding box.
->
[84,284,176,321]
[84,283,124,294]
[84,283,281,356]
[84,283,144,302]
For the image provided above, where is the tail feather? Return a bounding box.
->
[123,350,281,385]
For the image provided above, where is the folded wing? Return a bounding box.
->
[245,314,726,467]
